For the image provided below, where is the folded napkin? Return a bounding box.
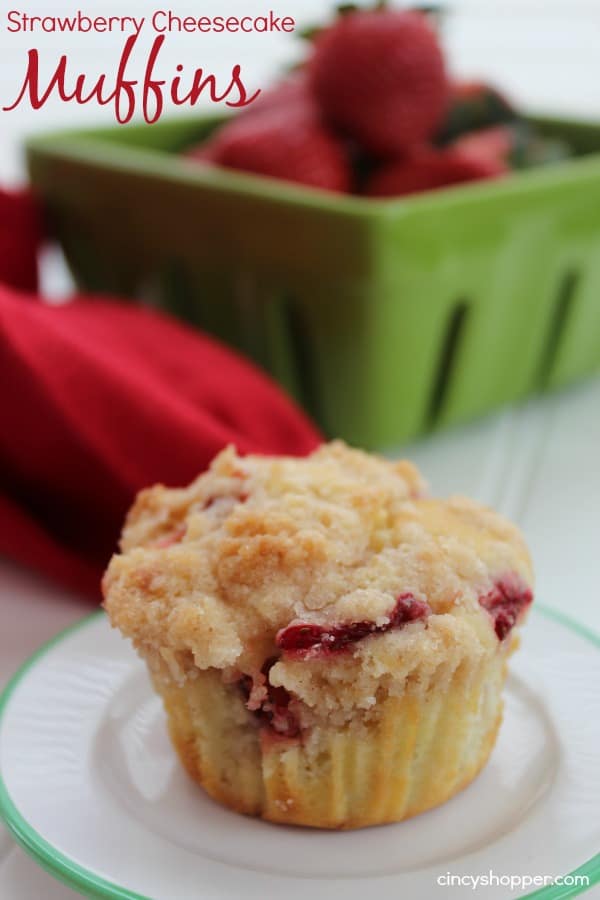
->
[0,286,322,598]
[0,187,43,293]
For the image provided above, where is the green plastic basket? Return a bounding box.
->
[27,115,600,449]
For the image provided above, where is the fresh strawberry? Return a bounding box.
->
[449,123,569,171]
[450,125,516,167]
[240,70,315,122]
[187,109,352,193]
[365,147,506,198]
[186,139,220,164]
[309,9,448,157]
[437,81,517,142]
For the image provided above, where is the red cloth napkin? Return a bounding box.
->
[0,187,43,293]
[0,287,322,599]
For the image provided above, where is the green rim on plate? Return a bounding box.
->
[0,606,599,900]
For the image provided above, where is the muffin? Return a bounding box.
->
[102,441,533,829]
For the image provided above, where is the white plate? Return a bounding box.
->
[0,609,599,900]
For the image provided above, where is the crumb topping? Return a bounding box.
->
[103,441,533,719]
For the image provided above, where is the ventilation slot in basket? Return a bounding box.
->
[284,298,322,423]
[537,269,580,388]
[426,300,470,427]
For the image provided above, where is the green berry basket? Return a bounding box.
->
[26,114,600,449]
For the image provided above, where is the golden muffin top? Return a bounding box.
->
[103,441,533,716]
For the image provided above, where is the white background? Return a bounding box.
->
[1,1,599,897]
[1,0,600,181]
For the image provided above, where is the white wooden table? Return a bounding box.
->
[1,1,599,896]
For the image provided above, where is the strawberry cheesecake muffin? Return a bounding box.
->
[103,442,533,829]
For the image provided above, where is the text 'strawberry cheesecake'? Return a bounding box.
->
[102,442,533,829]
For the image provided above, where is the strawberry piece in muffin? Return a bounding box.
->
[479,575,533,641]
[277,594,432,655]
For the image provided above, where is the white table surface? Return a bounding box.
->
[1,1,599,896]
[2,378,600,898]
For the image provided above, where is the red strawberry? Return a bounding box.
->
[310,10,448,157]
[186,140,220,164]
[187,109,352,194]
[451,126,515,167]
[437,80,517,142]
[240,71,315,122]
[365,148,506,198]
